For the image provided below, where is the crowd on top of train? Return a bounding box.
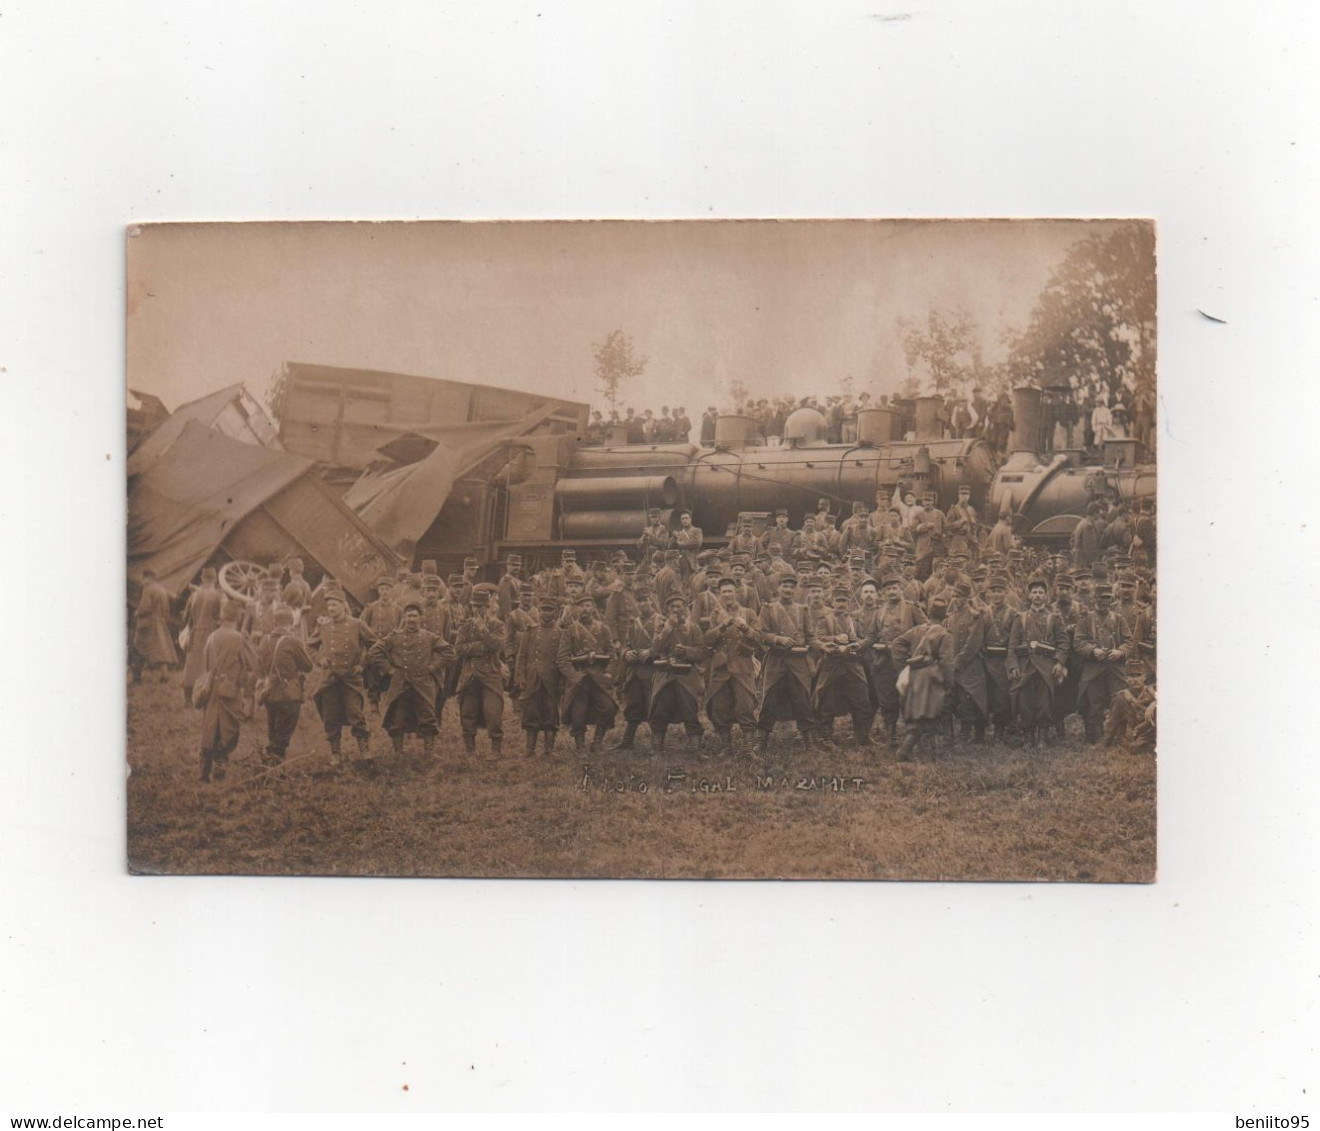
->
[130,483,1156,785]
[582,382,1155,456]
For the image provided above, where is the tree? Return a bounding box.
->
[592,329,648,416]
[1003,223,1156,408]
[896,308,979,396]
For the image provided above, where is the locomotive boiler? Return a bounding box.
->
[427,403,998,570]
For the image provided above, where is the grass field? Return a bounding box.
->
[126,676,1156,882]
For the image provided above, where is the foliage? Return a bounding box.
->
[1004,223,1156,407]
[896,308,981,396]
[592,329,648,416]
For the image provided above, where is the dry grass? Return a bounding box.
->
[126,677,1155,882]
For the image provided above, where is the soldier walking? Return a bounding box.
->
[196,603,256,783]
[255,605,313,766]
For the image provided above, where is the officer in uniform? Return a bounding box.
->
[760,508,798,563]
[672,509,704,576]
[638,508,670,559]
[453,583,507,756]
[369,600,455,765]
[513,595,565,757]
[945,485,980,562]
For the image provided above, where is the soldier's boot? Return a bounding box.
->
[356,734,371,762]
[590,725,608,753]
[422,735,437,763]
[612,721,638,751]
[897,731,918,762]
[1026,726,1039,748]
[1084,714,1103,744]
[755,729,771,759]
[543,729,558,756]
[853,715,876,748]
[572,729,587,753]
[685,730,704,756]
[717,728,733,757]
[490,737,503,758]
[212,755,228,782]
[462,734,477,756]
[327,737,342,768]
[798,722,820,754]
[652,725,667,751]
[199,752,213,783]
[524,730,538,757]
[390,733,406,759]
[974,721,988,745]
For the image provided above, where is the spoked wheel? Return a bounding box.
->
[219,560,267,604]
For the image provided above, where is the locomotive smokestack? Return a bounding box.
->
[1009,385,1043,452]
[914,395,945,441]
[713,413,757,451]
[856,407,901,444]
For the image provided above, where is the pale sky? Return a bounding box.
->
[127,219,1129,414]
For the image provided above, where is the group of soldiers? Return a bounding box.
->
[130,486,1156,783]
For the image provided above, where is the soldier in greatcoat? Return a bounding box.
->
[310,586,378,767]
[754,574,818,756]
[453,584,508,756]
[760,508,798,564]
[497,554,524,618]
[1007,575,1070,746]
[646,593,710,751]
[1050,576,1083,738]
[810,587,876,748]
[945,579,990,744]
[196,603,257,782]
[182,566,225,702]
[360,575,401,715]
[556,594,618,752]
[513,595,565,756]
[890,594,956,761]
[131,568,177,682]
[612,587,663,752]
[369,600,455,764]
[703,578,759,755]
[255,605,313,766]
[420,574,458,723]
[603,562,641,644]
[859,573,926,741]
[1073,581,1130,743]
[980,572,1018,740]
[945,485,980,562]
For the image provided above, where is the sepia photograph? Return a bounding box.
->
[126,218,1156,881]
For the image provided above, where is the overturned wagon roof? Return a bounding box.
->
[128,420,400,602]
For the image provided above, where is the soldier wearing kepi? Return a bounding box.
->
[255,605,313,767]
[196,602,257,783]
[556,593,618,752]
[613,586,663,752]
[1073,581,1130,744]
[310,585,378,768]
[369,599,455,766]
[647,593,710,752]
[754,573,818,756]
[1104,657,1156,754]
[890,593,956,761]
[860,573,926,743]
[945,485,980,562]
[945,579,990,744]
[514,595,565,756]
[1007,574,1070,746]
[360,575,401,715]
[810,586,876,749]
[454,583,508,756]
[981,572,1019,742]
[703,577,759,756]
[182,566,225,703]
[131,568,177,682]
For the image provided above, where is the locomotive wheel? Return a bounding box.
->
[219,560,266,604]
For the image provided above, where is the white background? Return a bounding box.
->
[2,0,1318,1114]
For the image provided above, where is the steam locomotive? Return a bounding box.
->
[411,388,1154,574]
